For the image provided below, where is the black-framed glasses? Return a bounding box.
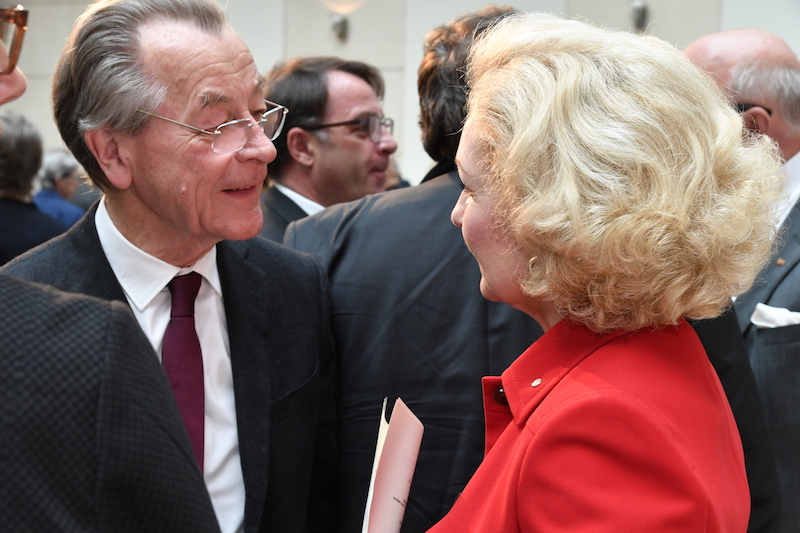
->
[0,5,27,75]
[735,103,772,116]
[304,115,394,143]
[136,99,289,154]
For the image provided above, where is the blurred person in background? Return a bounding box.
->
[0,110,65,264]
[384,156,409,190]
[34,148,86,227]
[260,56,397,241]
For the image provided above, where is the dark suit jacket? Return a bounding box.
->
[286,171,780,533]
[0,197,66,264]
[0,274,220,532]
[260,185,308,242]
[735,203,800,533]
[286,172,542,533]
[1,207,338,533]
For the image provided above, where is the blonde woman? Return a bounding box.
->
[429,12,783,533]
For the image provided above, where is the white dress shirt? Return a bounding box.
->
[95,199,244,533]
[777,152,800,229]
[274,182,325,216]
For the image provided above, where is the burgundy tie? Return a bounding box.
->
[162,272,204,471]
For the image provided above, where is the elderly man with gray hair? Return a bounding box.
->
[2,0,338,531]
[33,148,85,227]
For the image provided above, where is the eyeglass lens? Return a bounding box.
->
[212,106,287,154]
[368,116,393,143]
[0,6,27,75]
[0,20,15,73]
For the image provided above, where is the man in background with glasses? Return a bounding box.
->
[2,0,337,532]
[686,29,800,533]
[0,5,223,531]
[258,56,398,241]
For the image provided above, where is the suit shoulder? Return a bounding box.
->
[286,176,460,254]
[1,232,68,280]
[0,275,125,376]
[0,274,112,317]
[222,237,323,276]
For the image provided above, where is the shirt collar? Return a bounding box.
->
[94,197,222,312]
[274,182,325,216]
[778,152,800,228]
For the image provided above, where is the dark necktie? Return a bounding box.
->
[162,272,204,471]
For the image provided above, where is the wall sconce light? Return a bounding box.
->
[321,0,364,44]
[331,13,348,42]
[631,0,649,32]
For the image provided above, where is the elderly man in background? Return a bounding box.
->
[686,29,800,533]
[259,56,398,241]
[33,148,86,227]
[1,0,337,532]
[0,5,220,531]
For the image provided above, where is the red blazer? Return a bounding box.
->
[428,319,749,533]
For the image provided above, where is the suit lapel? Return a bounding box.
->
[216,241,273,533]
[265,186,308,225]
[736,204,800,335]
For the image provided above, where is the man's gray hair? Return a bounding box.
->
[731,63,800,129]
[53,0,227,190]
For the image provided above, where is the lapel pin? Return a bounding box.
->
[777,258,786,266]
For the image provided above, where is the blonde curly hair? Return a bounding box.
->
[465,13,784,333]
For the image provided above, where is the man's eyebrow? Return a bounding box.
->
[201,92,229,107]
[255,76,266,93]
[199,77,266,108]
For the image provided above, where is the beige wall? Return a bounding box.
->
[6,0,800,185]
[568,0,720,49]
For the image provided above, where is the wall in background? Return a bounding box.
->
[6,0,799,185]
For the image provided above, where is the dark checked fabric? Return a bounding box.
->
[0,274,221,532]
[163,272,204,470]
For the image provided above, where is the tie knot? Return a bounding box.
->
[168,272,202,317]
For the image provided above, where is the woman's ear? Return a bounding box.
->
[84,127,133,190]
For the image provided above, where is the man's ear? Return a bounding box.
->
[84,127,133,190]
[286,126,317,167]
[741,106,772,135]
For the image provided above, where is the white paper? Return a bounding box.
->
[361,398,424,533]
